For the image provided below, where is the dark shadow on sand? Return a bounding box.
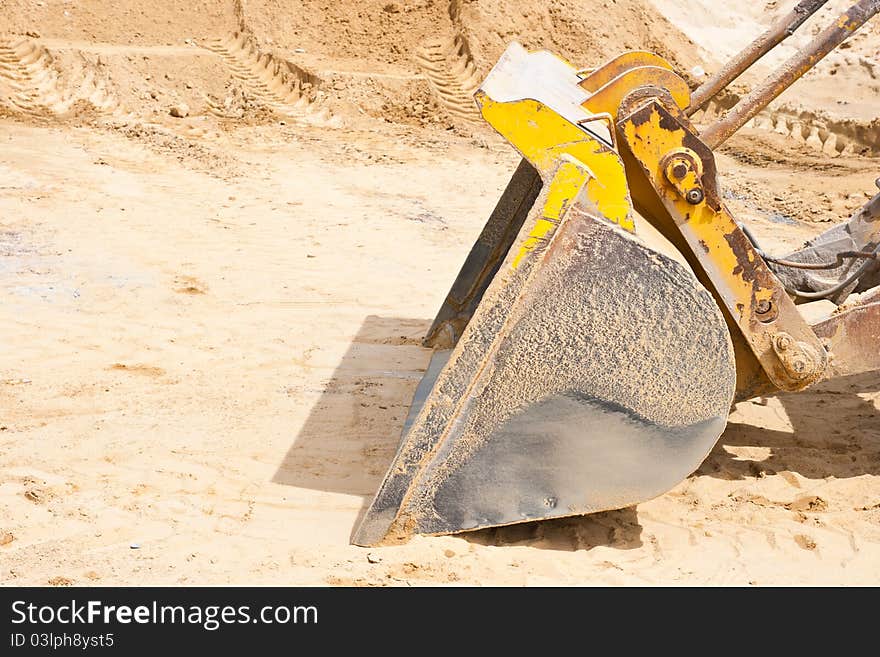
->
[697,371,880,481]
[272,314,645,552]
[272,315,430,534]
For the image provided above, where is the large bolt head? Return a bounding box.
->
[686,188,704,204]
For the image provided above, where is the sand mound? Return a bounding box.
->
[202,31,337,125]
[457,0,703,74]
[0,0,707,129]
[0,36,128,121]
[242,0,705,72]
[0,0,238,45]
[1,1,876,138]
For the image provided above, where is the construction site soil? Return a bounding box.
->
[1,1,879,585]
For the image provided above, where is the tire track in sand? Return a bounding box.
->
[201,31,336,126]
[692,98,879,157]
[413,0,481,123]
[0,37,128,119]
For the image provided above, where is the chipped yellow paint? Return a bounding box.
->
[477,93,634,235]
[622,103,827,390]
[511,157,590,269]
[622,106,755,317]
[664,166,701,199]
[677,170,701,194]
[542,158,590,221]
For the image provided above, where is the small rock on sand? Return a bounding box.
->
[169,104,190,118]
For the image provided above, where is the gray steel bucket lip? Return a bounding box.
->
[413,392,729,536]
[350,348,452,546]
[351,212,735,547]
[399,349,453,442]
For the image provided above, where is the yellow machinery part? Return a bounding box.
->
[476,94,635,234]
[618,99,827,391]
[353,43,737,545]
[577,50,675,89]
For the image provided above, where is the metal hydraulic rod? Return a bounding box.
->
[700,0,880,148]
[686,0,829,114]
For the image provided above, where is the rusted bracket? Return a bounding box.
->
[617,94,828,392]
[812,286,880,378]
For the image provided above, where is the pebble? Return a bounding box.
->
[169,104,190,118]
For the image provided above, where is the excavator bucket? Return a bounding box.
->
[351,44,737,546]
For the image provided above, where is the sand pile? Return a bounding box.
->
[0,0,701,128]
[0,0,238,44]
[1,1,876,137]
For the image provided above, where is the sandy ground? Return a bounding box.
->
[1,1,879,585]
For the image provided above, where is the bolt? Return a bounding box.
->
[755,299,772,314]
[791,358,807,373]
[686,188,704,204]
[775,334,792,351]
[671,161,689,179]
